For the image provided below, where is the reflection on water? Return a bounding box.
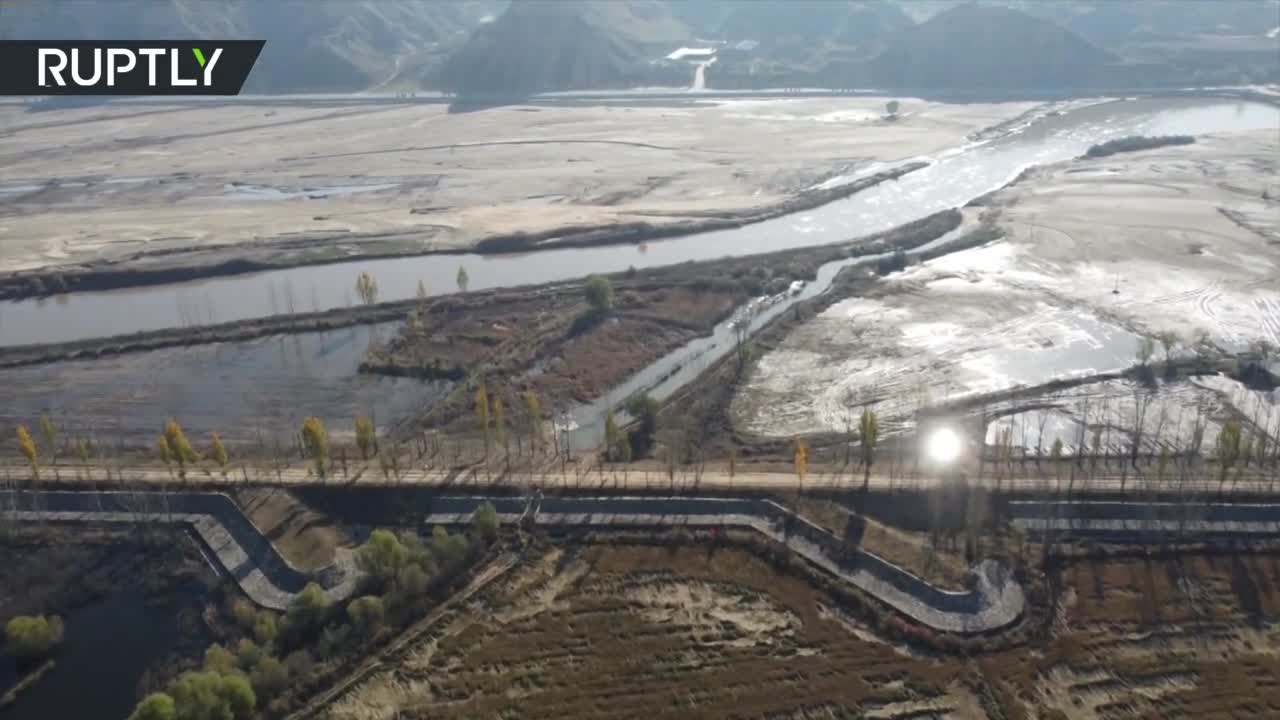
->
[0,585,207,720]
[1,98,1276,347]
[0,323,448,443]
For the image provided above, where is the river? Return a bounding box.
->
[0,584,207,720]
[1,97,1276,349]
[1,96,1276,446]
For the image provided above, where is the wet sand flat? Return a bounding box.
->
[734,129,1279,439]
[0,97,1033,273]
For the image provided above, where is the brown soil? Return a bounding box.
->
[326,543,958,720]
[977,551,1280,720]
[231,488,352,571]
[320,539,1280,720]
[364,254,823,431]
[786,494,972,589]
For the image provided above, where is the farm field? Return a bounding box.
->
[323,542,1280,720]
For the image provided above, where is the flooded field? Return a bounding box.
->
[0,323,447,444]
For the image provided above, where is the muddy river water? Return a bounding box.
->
[0,97,1276,445]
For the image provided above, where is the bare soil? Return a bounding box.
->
[320,539,1280,719]
[231,488,352,572]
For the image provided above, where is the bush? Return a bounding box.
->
[128,693,176,720]
[281,582,331,647]
[235,639,262,671]
[252,613,277,646]
[249,656,289,700]
[584,274,613,313]
[625,393,661,457]
[203,643,238,675]
[228,597,257,630]
[567,307,607,337]
[1084,134,1194,158]
[473,501,499,542]
[4,614,64,660]
[347,595,386,634]
[356,529,411,590]
[283,649,314,677]
[167,670,255,720]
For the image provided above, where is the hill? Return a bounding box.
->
[1,0,501,92]
[865,3,1116,91]
[439,1,690,95]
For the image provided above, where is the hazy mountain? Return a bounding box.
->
[6,0,1274,94]
[669,1,911,47]
[2,0,503,92]
[865,3,1116,90]
[439,1,689,95]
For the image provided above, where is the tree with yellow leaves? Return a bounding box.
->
[210,433,229,475]
[301,417,329,478]
[492,395,507,458]
[354,416,377,460]
[524,392,543,455]
[794,439,808,491]
[475,381,490,456]
[38,416,58,466]
[859,408,879,491]
[16,425,38,479]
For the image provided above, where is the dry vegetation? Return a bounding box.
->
[363,278,740,405]
[232,488,353,571]
[317,539,1280,720]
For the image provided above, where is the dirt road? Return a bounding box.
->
[4,462,1276,497]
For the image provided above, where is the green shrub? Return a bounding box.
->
[347,595,386,634]
[128,693,176,720]
[249,656,289,700]
[4,614,64,660]
[168,670,255,720]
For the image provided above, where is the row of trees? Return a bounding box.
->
[352,265,476,309]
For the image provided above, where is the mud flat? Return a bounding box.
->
[734,128,1279,441]
[0,97,1030,278]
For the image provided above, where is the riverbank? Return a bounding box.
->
[0,163,928,303]
[732,129,1279,447]
[0,526,216,720]
[0,92,1031,300]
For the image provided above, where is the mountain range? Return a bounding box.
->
[5,0,1277,95]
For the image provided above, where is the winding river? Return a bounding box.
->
[2,97,1276,349]
[0,97,1276,445]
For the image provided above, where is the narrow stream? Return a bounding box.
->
[2,97,1275,348]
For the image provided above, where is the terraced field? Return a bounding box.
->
[321,543,1280,719]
